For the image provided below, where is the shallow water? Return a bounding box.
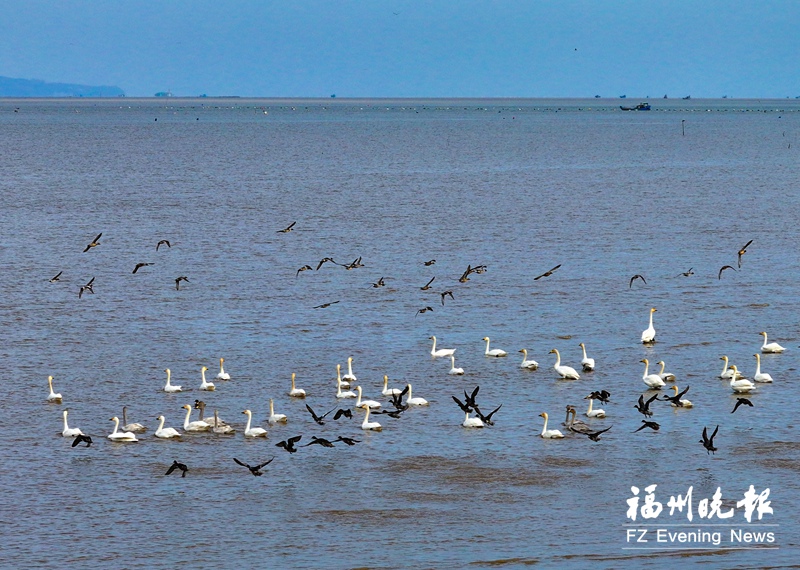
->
[0,98,798,568]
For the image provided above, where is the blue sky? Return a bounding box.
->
[1,0,798,98]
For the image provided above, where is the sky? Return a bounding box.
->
[0,0,798,98]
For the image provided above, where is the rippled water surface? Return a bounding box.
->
[1,98,798,569]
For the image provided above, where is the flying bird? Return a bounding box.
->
[629,274,647,288]
[634,393,659,418]
[731,397,753,414]
[420,276,436,290]
[458,265,472,283]
[372,277,386,288]
[440,290,454,305]
[132,262,153,274]
[634,420,660,433]
[296,265,313,277]
[333,409,353,420]
[679,268,694,277]
[424,260,436,266]
[334,436,360,446]
[700,425,719,454]
[275,436,303,453]
[233,457,274,476]
[305,404,334,425]
[49,271,62,283]
[277,221,296,233]
[585,426,612,442]
[83,233,102,252]
[303,436,335,448]
[78,276,95,298]
[718,265,736,280]
[737,239,753,268]
[415,306,434,317]
[316,257,338,270]
[71,434,93,447]
[156,240,171,251]
[661,385,691,407]
[588,390,611,404]
[175,276,189,290]
[534,264,562,280]
[165,460,188,478]
[313,301,340,309]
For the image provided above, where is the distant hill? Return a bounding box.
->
[0,76,124,97]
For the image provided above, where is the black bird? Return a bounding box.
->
[585,426,612,442]
[333,408,353,420]
[452,395,472,414]
[731,397,754,414]
[305,404,334,425]
[372,277,386,288]
[313,301,340,309]
[83,232,102,252]
[420,276,436,290]
[474,403,502,426]
[303,436,335,448]
[661,385,691,407]
[700,425,719,454]
[375,409,403,418]
[534,264,562,280]
[389,385,410,411]
[588,390,611,404]
[316,257,338,270]
[464,385,480,410]
[78,276,95,298]
[296,265,313,277]
[634,420,660,433]
[629,274,647,288]
[458,265,472,283]
[424,259,436,266]
[71,434,93,447]
[233,457,274,476]
[738,239,753,268]
[415,306,434,316]
[175,276,189,290]
[472,265,488,274]
[718,265,736,280]
[334,436,360,446]
[165,460,188,477]
[440,290,454,306]
[344,257,364,270]
[156,239,171,251]
[49,271,62,283]
[276,436,302,453]
[132,262,154,274]
[679,268,694,277]
[634,393,660,417]
[277,221,296,233]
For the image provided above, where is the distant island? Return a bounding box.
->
[0,76,124,97]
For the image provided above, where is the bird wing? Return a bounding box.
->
[425,276,435,286]
[289,435,303,445]
[233,457,249,468]
[633,423,647,433]
[452,395,469,413]
[739,239,753,252]
[305,404,320,421]
[701,426,709,443]
[165,463,177,475]
[255,457,275,470]
[676,385,690,399]
[645,393,660,407]
[710,425,719,442]
[484,404,502,421]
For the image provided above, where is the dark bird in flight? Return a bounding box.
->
[737,239,753,268]
[277,221,296,233]
[303,436,335,448]
[343,257,364,270]
[634,420,660,433]
[165,460,188,477]
[420,276,436,290]
[49,271,62,283]
[731,397,753,414]
[585,425,612,442]
[661,385,691,407]
[472,265,488,274]
[679,268,694,277]
[296,265,313,277]
[458,265,472,283]
[316,257,338,270]
[175,276,189,290]
[534,264,562,280]
[424,260,436,266]
[156,240,171,251]
[588,390,611,404]
[452,395,472,414]
[132,262,154,274]
[275,436,303,453]
[83,233,102,252]
[389,386,410,411]
[233,457,274,476]
[333,408,353,420]
[474,403,502,426]
[334,436,360,446]
[440,290,454,306]
[305,404,334,425]
[629,274,647,288]
[78,276,95,298]
[700,425,719,454]
[372,277,386,288]
[634,393,659,418]
[718,265,736,280]
[313,301,340,309]
[415,306,434,317]
[71,434,93,447]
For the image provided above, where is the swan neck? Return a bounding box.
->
[587,399,593,413]
[553,350,561,367]
[184,407,192,427]
[643,361,649,376]
[541,414,549,434]
[244,411,252,432]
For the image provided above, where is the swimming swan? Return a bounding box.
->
[429,336,456,358]
[406,383,429,406]
[482,337,507,357]
[336,363,350,389]
[753,354,774,383]
[216,357,231,380]
[182,404,211,432]
[579,343,595,371]
[549,349,580,379]
[729,366,756,393]
[719,356,743,379]
[164,368,182,393]
[122,406,146,432]
[242,409,268,437]
[336,373,357,398]
[657,361,676,382]
[382,375,402,396]
[61,409,83,437]
[518,349,538,370]
[361,406,382,431]
[342,357,357,382]
[462,411,484,428]
[47,376,63,403]
[269,398,288,423]
[641,307,656,344]
[760,331,785,353]
[355,386,381,409]
[539,412,565,439]
[199,366,215,391]
[640,359,665,389]
[584,397,606,418]
[108,416,138,442]
[288,373,306,398]
[154,415,181,439]
[212,410,235,434]
[448,355,464,375]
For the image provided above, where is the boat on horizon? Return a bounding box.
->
[620,102,651,111]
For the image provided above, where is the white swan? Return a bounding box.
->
[549,349,580,379]
[448,355,464,375]
[269,398,287,423]
[539,412,564,439]
[361,406,382,431]
[429,336,456,358]
[61,409,83,437]
[182,404,211,432]
[194,400,227,426]
[355,386,381,409]
[729,366,756,393]
[154,415,181,439]
[216,357,231,380]
[47,376,63,403]
[406,383,429,406]
[212,410,235,434]
[640,359,666,389]
[199,366,216,391]
[482,336,507,357]
[579,343,595,371]
[719,356,743,379]
[342,357,357,382]
[108,416,138,442]
[382,375,402,396]
[336,363,350,389]
[657,361,676,382]
[163,368,182,393]
[753,354,774,383]
[462,411,484,428]
[518,349,538,370]
[760,331,785,353]
[336,374,356,398]
[242,409,268,437]
[122,406,146,432]
[584,398,606,418]
[641,307,657,344]
[667,385,693,408]
[288,373,306,398]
